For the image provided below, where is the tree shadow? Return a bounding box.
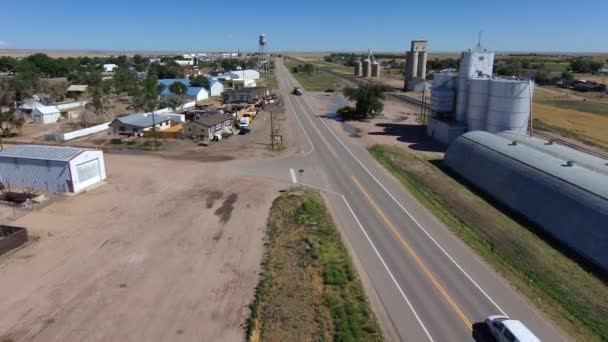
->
[368,122,446,152]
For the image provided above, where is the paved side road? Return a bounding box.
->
[247,59,569,341]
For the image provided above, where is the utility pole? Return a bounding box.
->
[270,110,274,150]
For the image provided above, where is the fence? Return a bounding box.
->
[44,122,111,142]
[0,225,28,256]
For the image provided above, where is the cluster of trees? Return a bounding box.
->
[196,57,273,72]
[569,58,604,74]
[291,63,316,75]
[338,84,392,120]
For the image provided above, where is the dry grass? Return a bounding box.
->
[370,145,608,342]
[532,101,608,149]
[246,189,383,342]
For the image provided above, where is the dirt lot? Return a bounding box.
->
[307,92,444,159]
[0,153,284,342]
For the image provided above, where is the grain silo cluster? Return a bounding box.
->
[427,46,534,145]
[354,49,381,78]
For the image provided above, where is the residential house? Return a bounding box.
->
[66,84,88,100]
[208,79,224,96]
[214,69,260,89]
[182,114,234,140]
[158,79,209,102]
[223,87,270,103]
[103,64,118,73]
[109,113,176,135]
[32,105,61,124]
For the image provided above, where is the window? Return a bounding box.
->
[479,56,485,61]
[502,328,516,342]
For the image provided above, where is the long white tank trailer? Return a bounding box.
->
[428,46,535,142]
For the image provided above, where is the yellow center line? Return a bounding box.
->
[292,96,339,158]
[351,175,473,330]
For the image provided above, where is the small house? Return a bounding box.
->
[66,84,89,100]
[109,113,176,135]
[183,114,234,140]
[32,105,61,124]
[223,87,270,103]
[208,79,224,96]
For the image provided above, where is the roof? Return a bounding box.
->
[158,79,191,87]
[34,105,60,115]
[453,131,608,200]
[224,86,268,94]
[0,145,84,162]
[502,320,540,341]
[113,113,174,128]
[188,114,233,127]
[185,87,206,97]
[67,84,88,92]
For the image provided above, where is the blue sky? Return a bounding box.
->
[1,0,606,52]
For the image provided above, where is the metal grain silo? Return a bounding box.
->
[354,60,362,77]
[362,59,372,78]
[433,71,457,90]
[430,87,455,114]
[466,77,491,131]
[486,79,534,134]
[455,77,469,122]
[371,62,381,78]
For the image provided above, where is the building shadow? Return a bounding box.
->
[369,123,446,152]
[472,322,496,342]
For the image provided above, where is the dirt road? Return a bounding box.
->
[0,153,282,341]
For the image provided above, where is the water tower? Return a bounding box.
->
[258,33,270,74]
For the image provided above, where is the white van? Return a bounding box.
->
[485,315,540,342]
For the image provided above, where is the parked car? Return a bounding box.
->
[324,88,335,93]
[485,315,540,342]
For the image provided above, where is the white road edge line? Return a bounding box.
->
[279,65,315,157]
[289,168,297,184]
[300,96,508,316]
[341,194,435,342]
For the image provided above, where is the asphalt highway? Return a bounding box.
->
[243,59,569,341]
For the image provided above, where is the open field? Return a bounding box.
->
[532,101,608,149]
[0,153,284,342]
[540,99,608,116]
[247,189,382,342]
[369,144,608,342]
[285,61,344,91]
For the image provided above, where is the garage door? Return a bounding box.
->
[76,159,101,189]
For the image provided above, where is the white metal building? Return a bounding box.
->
[32,105,61,124]
[0,145,106,193]
[208,79,224,96]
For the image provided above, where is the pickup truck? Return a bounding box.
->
[292,87,303,96]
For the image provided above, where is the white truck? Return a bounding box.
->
[238,117,250,129]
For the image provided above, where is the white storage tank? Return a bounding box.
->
[466,77,491,131]
[362,59,372,78]
[371,62,381,78]
[486,79,534,134]
[431,87,455,114]
[354,60,362,77]
[455,77,469,122]
[432,71,457,90]
[459,50,495,78]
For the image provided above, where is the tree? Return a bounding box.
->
[159,94,182,111]
[570,58,604,74]
[190,75,210,89]
[534,68,551,85]
[168,81,187,95]
[561,70,574,81]
[0,112,25,137]
[342,84,392,119]
[113,66,138,95]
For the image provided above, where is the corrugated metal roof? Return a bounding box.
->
[115,113,174,128]
[35,105,60,115]
[459,131,608,199]
[67,84,88,92]
[0,145,84,161]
